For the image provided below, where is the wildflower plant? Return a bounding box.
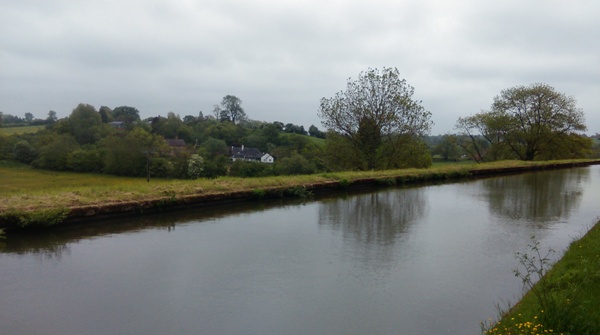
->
[482,234,599,334]
[513,236,555,313]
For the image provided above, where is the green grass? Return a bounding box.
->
[0,125,46,135]
[483,222,600,334]
[0,159,597,214]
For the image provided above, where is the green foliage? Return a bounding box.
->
[485,231,600,334]
[32,134,80,170]
[383,135,432,169]
[319,67,433,171]
[338,178,350,187]
[283,185,313,198]
[513,237,555,313]
[205,122,247,145]
[112,106,141,123]
[229,160,271,178]
[13,139,37,163]
[431,135,461,162]
[274,153,315,175]
[67,147,104,172]
[69,103,103,145]
[151,112,183,139]
[199,138,229,158]
[459,84,588,162]
[200,156,228,178]
[98,106,114,123]
[102,127,168,177]
[308,124,326,139]
[251,188,266,199]
[1,207,69,228]
[219,95,246,124]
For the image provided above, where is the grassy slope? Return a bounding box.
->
[0,125,46,135]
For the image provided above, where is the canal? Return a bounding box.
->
[1,166,599,334]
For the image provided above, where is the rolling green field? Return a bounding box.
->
[0,125,46,135]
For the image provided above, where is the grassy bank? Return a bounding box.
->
[483,221,600,334]
[1,159,599,229]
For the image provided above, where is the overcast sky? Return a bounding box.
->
[2,0,599,134]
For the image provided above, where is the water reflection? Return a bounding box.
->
[1,167,599,335]
[482,168,589,224]
[319,187,425,245]
[1,198,297,256]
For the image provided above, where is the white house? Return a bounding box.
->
[231,145,274,164]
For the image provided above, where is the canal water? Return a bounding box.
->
[1,166,599,334]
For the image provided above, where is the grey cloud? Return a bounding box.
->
[1,0,599,134]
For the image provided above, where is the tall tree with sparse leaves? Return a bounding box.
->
[219,95,246,124]
[319,67,433,170]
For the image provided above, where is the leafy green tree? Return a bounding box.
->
[102,127,168,177]
[456,84,588,161]
[383,135,432,168]
[308,125,326,139]
[219,95,247,124]
[112,106,141,123]
[68,147,104,172]
[98,106,114,123]
[13,140,37,163]
[284,123,307,135]
[243,133,268,152]
[151,112,183,139]
[262,123,283,144]
[47,110,57,123]
[205,122,247,145]
[24,113,34,123]
[491,83,587,160]
[200,155,229,178]
[535,133,593,160]
[432,135,461,162]
[69,103,103,145]
[274,153,315,175]
[319,67,432,170]
[32,134,79,170]
[199,138,229,158]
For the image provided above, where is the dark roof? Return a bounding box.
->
[231,146,264,159]
[166,139,186,147]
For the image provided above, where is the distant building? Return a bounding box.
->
[231,145,274,164]
[166,138,186,155]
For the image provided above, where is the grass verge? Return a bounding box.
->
[482,221,600,334]
[1,159,598,228]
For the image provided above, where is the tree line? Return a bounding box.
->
[0,99,328,179]
[1,67,597,180]
[318,68,595,167]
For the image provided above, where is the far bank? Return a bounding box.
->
[1,159,599,231]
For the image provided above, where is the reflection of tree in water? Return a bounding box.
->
[483,168,589,224]
[319,187,426,248]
